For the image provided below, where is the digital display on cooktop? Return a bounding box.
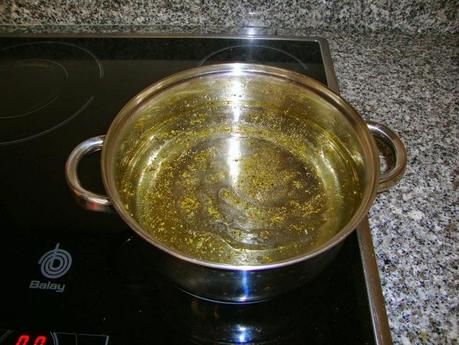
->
[0,36,375,345]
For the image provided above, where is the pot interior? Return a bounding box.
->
[107,66,373,267]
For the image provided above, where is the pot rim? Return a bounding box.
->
[101,63,380,271]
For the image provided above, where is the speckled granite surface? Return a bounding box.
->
[0,1,458,33]
[0,25,457,344]
[330,32,458,345]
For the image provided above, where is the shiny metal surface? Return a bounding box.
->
[101,63,380,270]
[357,218,393,345]
[65,135,112,212]
[367,121,407,192]
[141,236,341,303]
[66,62,405,303]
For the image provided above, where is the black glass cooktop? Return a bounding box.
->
[0,36,377,345]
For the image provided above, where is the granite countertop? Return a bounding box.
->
[0,25,457,344]
[327,31,458,345]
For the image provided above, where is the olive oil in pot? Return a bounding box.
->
[116,102,362,266]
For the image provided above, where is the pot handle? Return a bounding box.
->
[367,121,407,192]
[65,135,112,212]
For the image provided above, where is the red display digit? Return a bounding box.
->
[15,335,30,345]
[33,336,47,345]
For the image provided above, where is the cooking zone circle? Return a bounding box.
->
[0,59,67,120]
[199,45,309,74]
[0,41,103,145]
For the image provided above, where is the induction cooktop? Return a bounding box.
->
[0,34,391,345]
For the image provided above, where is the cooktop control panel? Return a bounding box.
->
[0,330,109,345]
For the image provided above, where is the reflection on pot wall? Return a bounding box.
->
[146,232,374,345]
[0,1,457,34]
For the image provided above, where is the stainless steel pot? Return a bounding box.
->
[65,63,406,303]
